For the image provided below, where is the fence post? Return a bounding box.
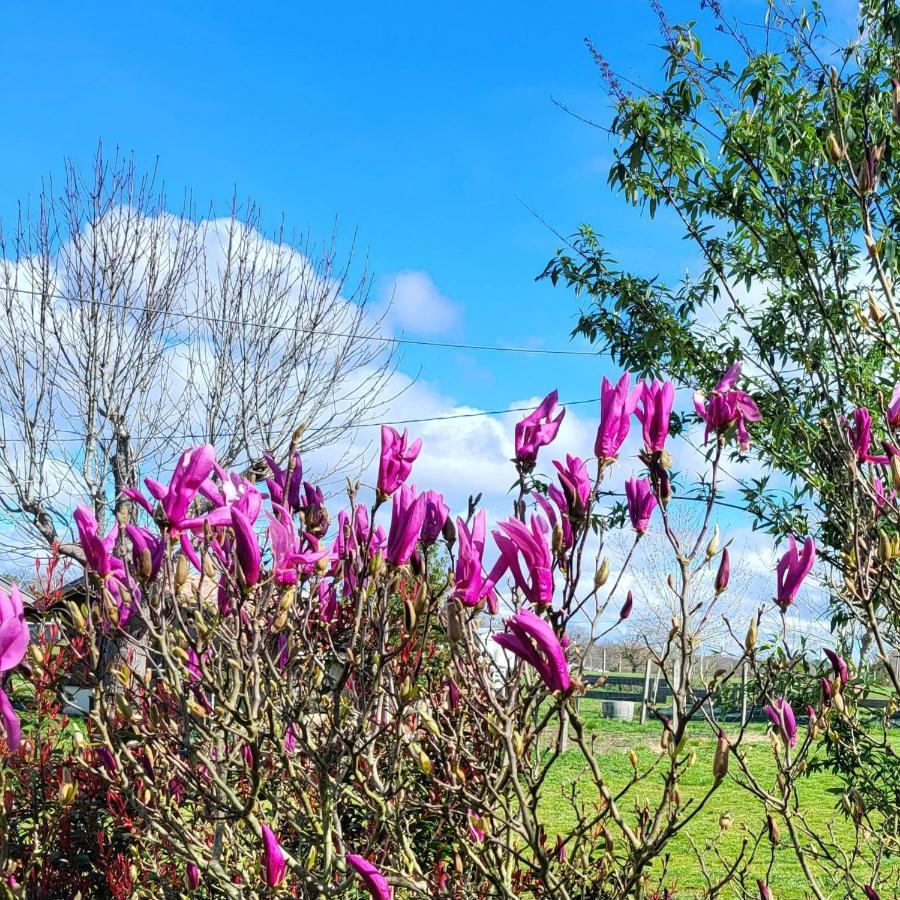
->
[740,662,749,726]
[602,647,607,674]
[640,659,652,725]
[671,657,681,731]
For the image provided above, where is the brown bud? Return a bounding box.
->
[767,814,781,846]
[713,729,729,782]
[175,555,189,589]
[446,600,464,643]
[139,548,153,580]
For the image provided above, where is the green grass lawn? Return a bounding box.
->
[539,703,872,899]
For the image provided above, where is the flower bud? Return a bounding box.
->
[59,767,77,806]
[595,557,610,588]
[767,814,781,846]
[175,555,189,589]
[446,600,464,643]
[715,548,730,594]
[706,524,720,559]
[879,529,893,563]
[745,618,758,655]
[719,813,732,830]
[826,132,845,163]
[140,548,154,580]
[202,553,215,579]
[713,729,729,782]
[442,516,457,547]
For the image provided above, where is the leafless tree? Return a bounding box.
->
[0,148,394,563]
[612,504,754,657]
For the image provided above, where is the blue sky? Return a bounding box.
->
[0,1,724,410]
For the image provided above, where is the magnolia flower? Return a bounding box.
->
[125,524,164,580]
[823,648,849,686]
[888,384,900,428]
[346,854,393,900]
[124,444,216,528]
[596,372,639,463]
[535,485,574,552]
[693,362,762,452]
[186,864,201,891]
[775,535,816,611]
[624,478,657,535]
[492,515,554,607]
[493,608,571,693]
[873,476,896,514]
[553,454,592,519]
[385,484,426,567]
[266,505,329,586]
[74,506,136,624]
[299,482,330,536]
[619,591,633,620]
[715,548,730,594]
[864,885,881,900]
[200,463,264,526]
[636,380,675,453]
[420,490,449,544]
[231,508,261,588]
[451,511,500,613]
[0,585,28,750]
[848,408,890,465]
[377,426,422,500]
[763,698,797,748]
[757,881,773,900]
[467,808,486,843]
[260,824,286,887]
[514,390,565,470]
[263,450,304,512]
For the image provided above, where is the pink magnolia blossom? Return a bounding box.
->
[266,505,329,586]
[263,450,304,512]
[420,490,449,544]
[514,390,565,470]
[823,648,849,686]
[124,444,216,528]
[346,854,393,900]
[231,508,261,588]
[553,454,592,519]
[385,484,426,567]
[715,548,730,594]
[888,384,900,428]
[874,476,896,514]
[492,515,554,607]
[451,511,500,613]
[535,485,573,551]
[620,591,633,620]
[186,864,201,891]
[636,380,675,452]
[848,408,890,465]
[775,535,816,611]
[0,585,27,750]
[493,608,570,693]
[260,824,286,887]
[624,478,657,535]
[377,426,422,500]
[73,505,137,624]
[596,372,639,462]
[763,697,798,747]
[693,362,762,452]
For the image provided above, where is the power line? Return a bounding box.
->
[0,398,601,445]
[0,283,598,358]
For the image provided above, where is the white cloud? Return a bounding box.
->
[379,269,461,336]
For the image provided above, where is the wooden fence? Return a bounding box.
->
[583,664,898,726]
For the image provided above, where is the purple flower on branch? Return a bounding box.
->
[514,390,565,470]
[596,372,639,463]
[493,607,571,694]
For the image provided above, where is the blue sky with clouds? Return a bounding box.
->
[0,1,854,634]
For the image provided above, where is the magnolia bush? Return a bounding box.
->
[2,366,899,898]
